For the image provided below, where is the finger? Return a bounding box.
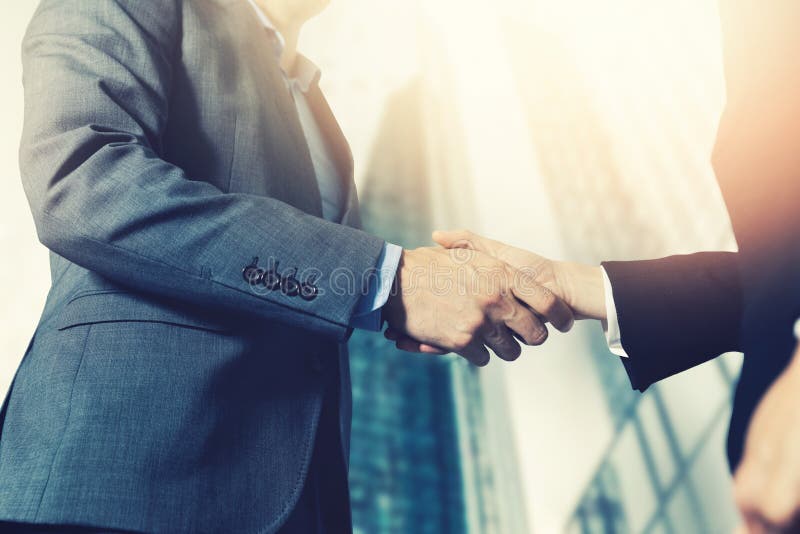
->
[746,519,768,534]
[739,516,764,534]
[388,331,448,354]
[734,462,758,516]
[419,346,448,355]
[733,524,758,534]
[511,275,574,333]
[501,299,549,346]
[735,524,766,534]
[735,520,766,534]
[735,462,774,534]
[397,338,448,355]
[735,456,769,511]
[481,324,522,362]
[757,489,799,532]
[395,336,448,356]
[395,336,426,353]
[432,229,485,251]
[457,342,491,367]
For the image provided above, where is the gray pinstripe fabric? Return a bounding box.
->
[0,1,383,532]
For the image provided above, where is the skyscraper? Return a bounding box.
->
[346,81,467,534]
[347,77,528,534]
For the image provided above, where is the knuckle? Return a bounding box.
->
[503,302,519,322]
[476,288,497,305]
[485,292,504,308]
[483,327,501,342]
[452,334,473,352]
[465,312,486,334]
[538,288,558,313]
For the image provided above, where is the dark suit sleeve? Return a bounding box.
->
[602,252,742,391]
[19,0,385,341]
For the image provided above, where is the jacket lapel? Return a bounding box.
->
[224,0,324,217]
[218,1,358,225]
[304,81,361,228]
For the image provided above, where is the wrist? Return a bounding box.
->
[553,261,606,321]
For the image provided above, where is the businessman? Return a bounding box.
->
[0,1,573,532]
[400,3,800,531]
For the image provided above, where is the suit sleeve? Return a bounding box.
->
[602,252,742,391]
[19,0,385,341]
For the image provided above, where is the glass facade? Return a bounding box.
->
[567,356,741,534]
[346,79,528,534]
[347,81,468,534]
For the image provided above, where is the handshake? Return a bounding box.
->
[382,230,608,365]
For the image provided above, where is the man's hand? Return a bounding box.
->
[432,230,607,320]
[733,343,800,533]
[382,246,574,366]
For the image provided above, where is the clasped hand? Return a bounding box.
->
[382,230,595,366]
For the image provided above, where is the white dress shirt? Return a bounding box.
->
[247,0,344,222]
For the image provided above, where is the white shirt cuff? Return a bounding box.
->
[349,243,402,331]
[601,267,629,358]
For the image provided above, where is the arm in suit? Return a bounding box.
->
[602,252,742,391]
[601,0,800,393]
[19,0,385,341]
[428,232,743,388]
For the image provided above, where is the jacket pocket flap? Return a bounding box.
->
[56,291,231,333]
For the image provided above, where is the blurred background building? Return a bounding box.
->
[1,1,741,532]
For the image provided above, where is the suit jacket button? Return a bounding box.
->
[242,257,263,284]
[262,261,281,291]
[300,282,318,301]
[281,269,300,297]
[263,269,281,291]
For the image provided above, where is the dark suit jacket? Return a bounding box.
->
[603,1,800,470]
[0,1,384,532]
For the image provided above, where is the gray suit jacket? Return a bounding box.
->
[0,1,385,532]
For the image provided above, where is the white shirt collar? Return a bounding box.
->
[246,0,321,93]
